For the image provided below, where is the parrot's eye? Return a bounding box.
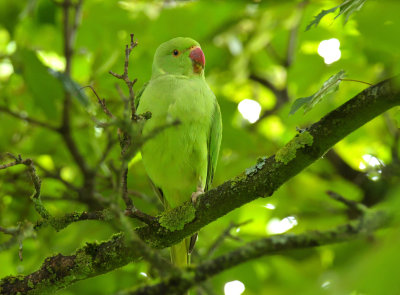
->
[172,49,179,56]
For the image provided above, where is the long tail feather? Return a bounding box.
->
[170,238,189,267]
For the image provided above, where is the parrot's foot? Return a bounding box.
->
[191,186,204,204]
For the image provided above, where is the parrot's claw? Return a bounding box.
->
[191,186,204,204]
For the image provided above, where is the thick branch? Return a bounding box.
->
[136,76,400,248]
[0,233,139,295]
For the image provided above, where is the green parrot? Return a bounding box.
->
[135,37,222,267]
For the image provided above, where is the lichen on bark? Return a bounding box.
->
[275,131,314,164]
[159,202,196,231]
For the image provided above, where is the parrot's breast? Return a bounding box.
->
[137,74,215,208]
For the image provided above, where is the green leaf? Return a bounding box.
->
[306,0,367,30]
[337,0,367,24]
[48,69,90,107]
[15,49,64,120]
[290,70,346,115]
[289,96,313,115]
[306,6,339,31]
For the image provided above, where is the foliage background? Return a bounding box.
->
[1,0,400,294]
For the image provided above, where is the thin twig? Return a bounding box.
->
[124,208,157,225]
[206,220,252,257]
[81,85,115,118]
[327,191,367,215]
[121,168,133,210]
[339,78,373,86]
[109,33,138,119]
[96,132,117,168]
[0,106,58,131]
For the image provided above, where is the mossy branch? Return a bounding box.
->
[0,208,389,295]
[127,208,389,295]
[136,76,400,248]
[0,76,399,294]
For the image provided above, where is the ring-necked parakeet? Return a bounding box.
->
[135,37,222,267]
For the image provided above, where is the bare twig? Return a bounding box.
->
[121,168,133,209]
[206,219,252,258]
[81,85,115,118]
[0,222,35,260]
[96,132,117,168]
[0,106,58,131]
[109,33,138,119]
[327,191,367,216]
[124,208,157,225]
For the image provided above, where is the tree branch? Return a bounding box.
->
[1,76,398,294]
[127,208,389,295]
[0,207,389,295]
[135,76,400,248]
[0,106,59,131]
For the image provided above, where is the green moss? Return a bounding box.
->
[75,249,94,276]
[159,202,196,231]
[27,279,34,288]
[275,131,314,164]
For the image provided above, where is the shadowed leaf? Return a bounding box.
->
[290,70,346,115]
[48,69,90,107]
[306,0,367,30]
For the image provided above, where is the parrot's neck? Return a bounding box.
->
[151,66,204,79]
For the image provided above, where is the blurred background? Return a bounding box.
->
[1,0,400,294]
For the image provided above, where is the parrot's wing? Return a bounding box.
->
[134,81,167,206]
[149,180,167,208]
[205,100,222,191]
[134,82,149,110]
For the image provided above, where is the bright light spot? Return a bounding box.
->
[6,41,16,54]
[371,176,379,181]
[36,50,66,71]
[236,228,241,233]
[0,59,14,79]
[60,166,75,182]
[264,203,276,210]
[358,162,366,170]
[37,155,55,171]
[362,154,382,167]
[140,272,148,277]
[317,38,341,64]
[260,116,285,140]
[94,127,103,138]
[228,36,243,56]
[224,280,245,295]
[321,281,331,289]
[238,99,261,123]
[266,216,298,234]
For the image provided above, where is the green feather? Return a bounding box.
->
[205,102,222,192]
[136,37,222,267]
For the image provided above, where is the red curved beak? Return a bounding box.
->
[189,47,205,72]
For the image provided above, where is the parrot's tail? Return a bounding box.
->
[170,238,189,267]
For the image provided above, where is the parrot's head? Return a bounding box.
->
[152,37,205,77]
